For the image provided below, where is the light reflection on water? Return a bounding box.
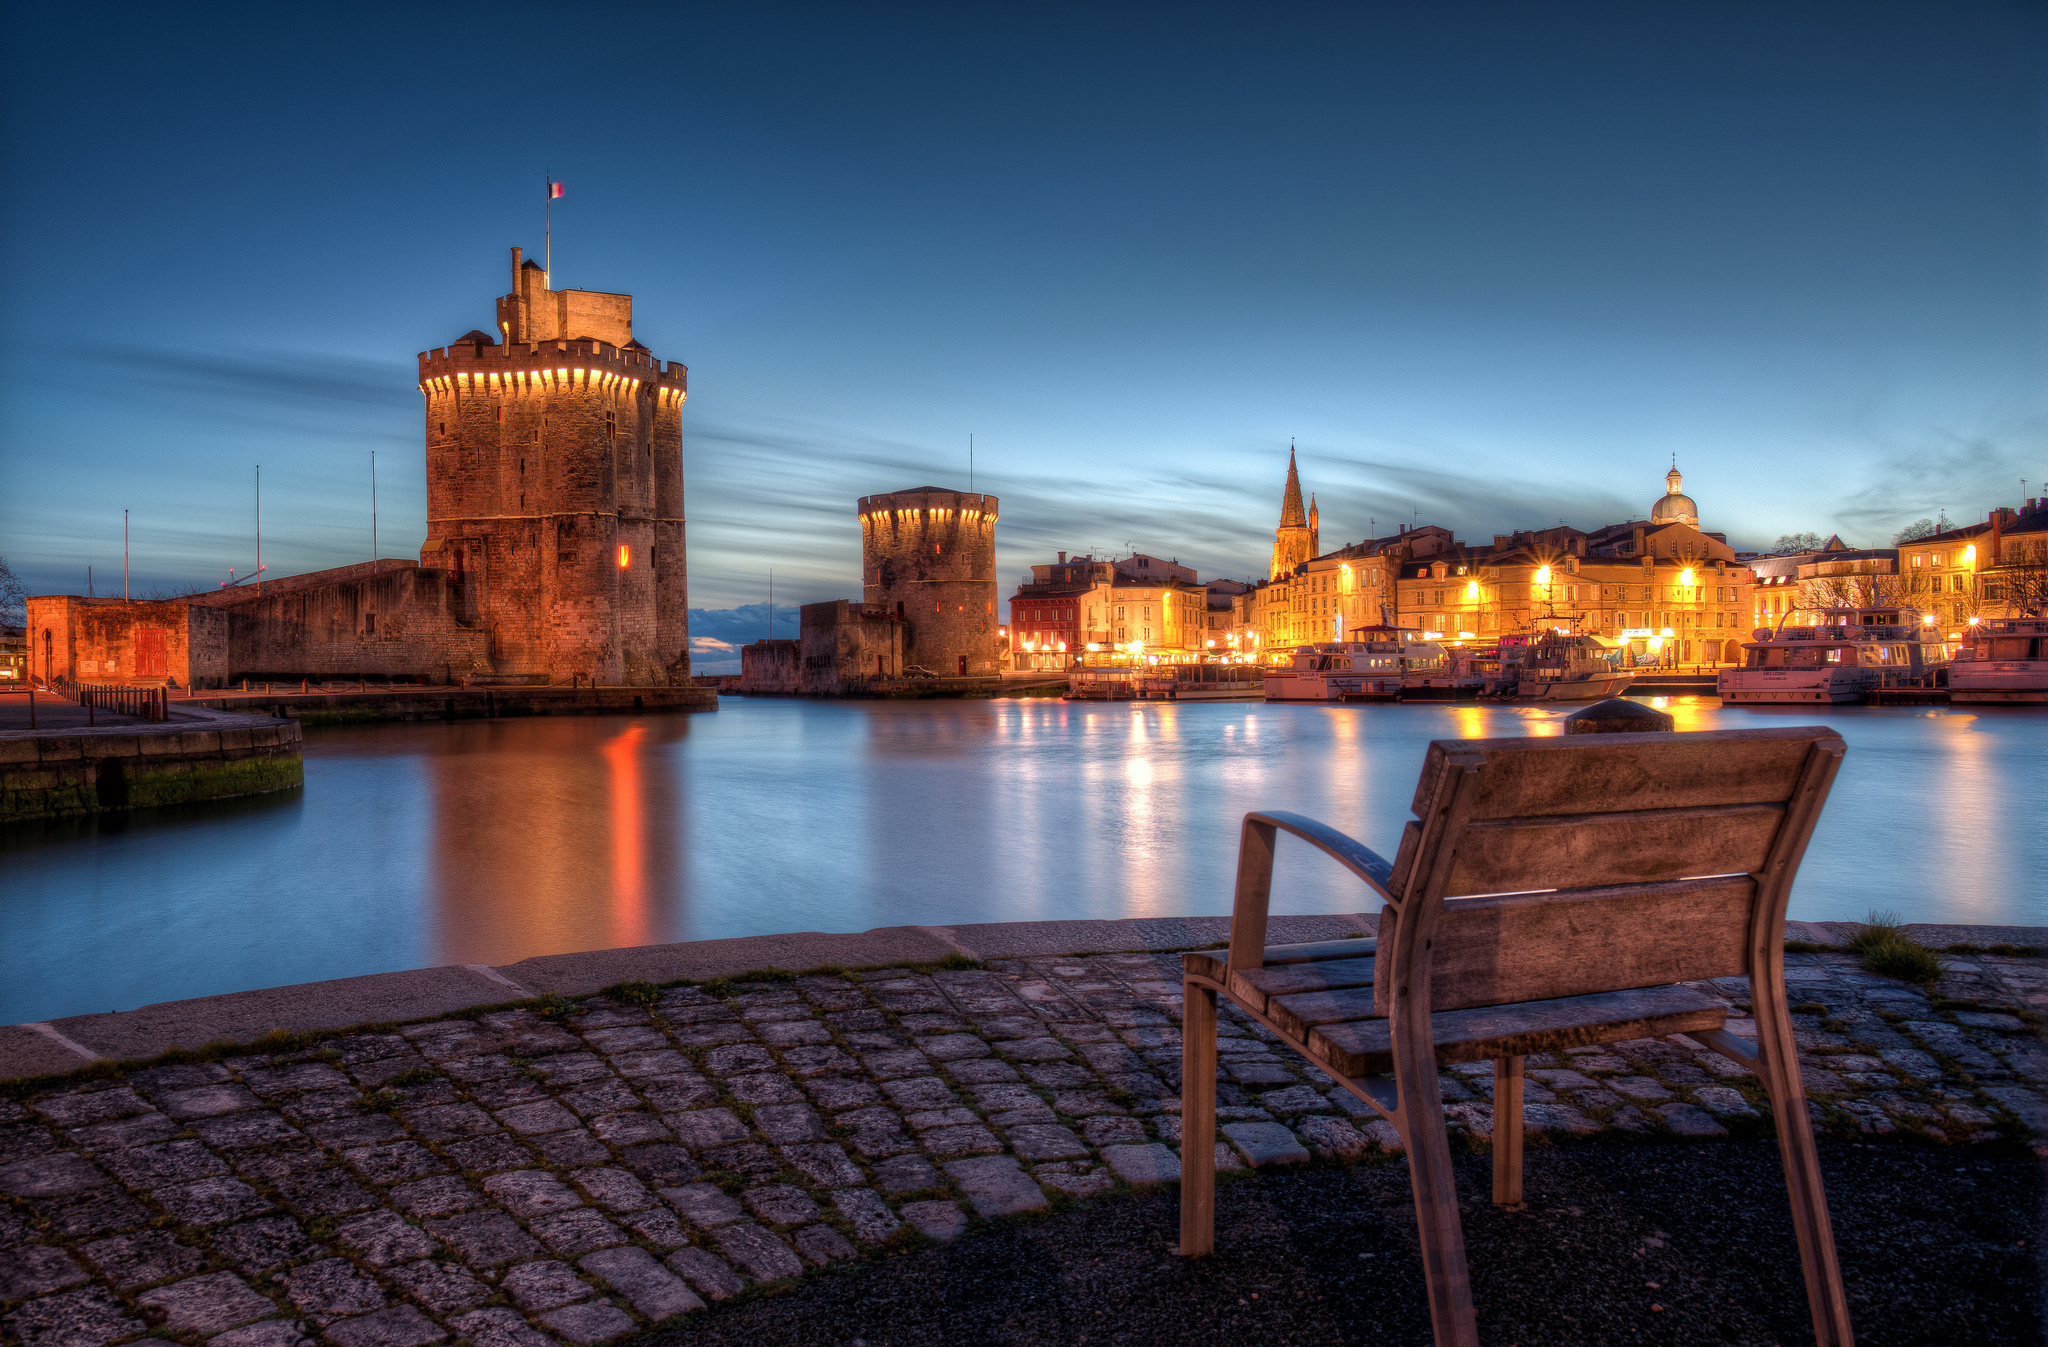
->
[1,697,2041,1024]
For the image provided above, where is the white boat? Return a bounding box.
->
[1498,632,1635,701]
[1264,628,1442,703]
[1135,664,1267,701]
[1718,606,1944,705]
[1949,618,2048,705]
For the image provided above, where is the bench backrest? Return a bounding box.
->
[1374,725,1845,1016]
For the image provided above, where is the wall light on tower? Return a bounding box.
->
[617,546,630,569]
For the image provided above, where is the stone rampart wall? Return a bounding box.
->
[0,716,303,821]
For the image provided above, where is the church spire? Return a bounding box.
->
[1280,440,1306,528]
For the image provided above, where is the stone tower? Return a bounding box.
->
[416,248,689,685]
[1270,445,1317,578]
[859,487,1000,677]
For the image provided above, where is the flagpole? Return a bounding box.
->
[544,169,551,286]
[371,451,378,564]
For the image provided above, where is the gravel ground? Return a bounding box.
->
[631,1137,2046,1347]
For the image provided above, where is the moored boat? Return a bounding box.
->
[1949,618,2048,705]
[1497,632,1634,701]
[1718,606,1945,705]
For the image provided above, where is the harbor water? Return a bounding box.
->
[2,696,2042,1025]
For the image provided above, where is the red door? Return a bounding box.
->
[957,655,968,676]
[137,628,168,677]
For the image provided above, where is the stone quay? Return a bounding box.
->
[1,915,2042,1347]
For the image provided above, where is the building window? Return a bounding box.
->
[365,613,376,634]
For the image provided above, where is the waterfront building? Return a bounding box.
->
[1975,500,2048,620]
[1006,552,1106,671]
[25,250,694,688]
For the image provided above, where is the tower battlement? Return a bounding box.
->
[416,338,687,399]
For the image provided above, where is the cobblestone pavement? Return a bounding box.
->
[3,949,2043,1347]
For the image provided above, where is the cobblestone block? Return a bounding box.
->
[272,1170,379,1218]
[899,1201,968,1242]
[904,1108,979,1132]
[482,1171,582,1218]
[915,1035,992,1061]
[283,1255,387,1322]
[1222,1121,1310,1167]
[703,1045,777,1077]
[829,1188,900,1244]
[699,1142,779,1173]
[139,1272,277,1333]
[617,1208,690,1250]
[1981,1086,2048,1132]
[1296,1115,1368,1158]
[309,1117,405,1149]
[208,1319,312,1347]
[0,1245,89,1299]
[743,1185,818,1227]
[724,1074,803,1106]
[493,1102,578,1136]
[752,1104,826,1144]
[943,1155,1047,1216]
[863,1051,935,1080]
[1254,1084,1333,1114]
[578,1246,703,1322]
[334,1211,438,1267]
[662,1249,745,1301]
[160,1086,261,1121]
[503,1259,591,1311]
[449,1308,552,1347]
[83,1229,210,1289]
[389,1178,480,1219]
[635,1078,716,1115]
[385,1259,488,1313]
[156,1177,273,1227]
[1655,1103,1729,1137]
[802,1077,880,1112]
[1079,1116,1146,1147]
[193,1112,299,1150]
[659,1183,744,1230]
[1610,1077,1673,1102]
[922,1125,1003,1157]
[779,1143,864,1187]
[101,1140,227,1190]
[1003,1124,1088,1161]
[567,1168,653,1213]
[664,1109,749,1150]
[779,1046,861,1078]
[1692,1087,1758,1117]
[63,1113,172,1154]
[323,1305,447,1347]
[532,1132,611,1167]
[1100,1143,1179,1185]
[996,1039,1074,1063]
[343,1144,445,1188]
[560,1081,640,1119]
[531,1209,626,1257]
[754,1021,833,1048]
[792,1223,856,1267]
[209,1217,324,1275]
[712,1223,803,1282]
[588,1113,670,1147]
[881,1078,958,1111]
[3,1287,144,1347]
[871,1153,941,1195]
[30,1091,152,1129]
[540,1300,636,1344]
[424,1212,539,1266]
[1877,1048,1945,1080]
[947,1059,1022,1085]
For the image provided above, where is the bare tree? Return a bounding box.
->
[1771,531,1826,553]
[0,556,25,626]
[1892,519,1938,544]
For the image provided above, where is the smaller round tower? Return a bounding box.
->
[859,487,999,677]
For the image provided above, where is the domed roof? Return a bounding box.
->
[1651,461,1699,527]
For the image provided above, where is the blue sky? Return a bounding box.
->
[3,3,2041,669]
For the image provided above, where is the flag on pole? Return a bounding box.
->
[549,182,565,199]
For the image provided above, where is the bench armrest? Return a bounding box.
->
[1228,811,1398,974]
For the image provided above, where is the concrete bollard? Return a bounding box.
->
[1564,698,1673,734]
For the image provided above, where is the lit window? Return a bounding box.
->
[616,545,630,569]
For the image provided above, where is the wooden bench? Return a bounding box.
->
[1178,725,1854,1347]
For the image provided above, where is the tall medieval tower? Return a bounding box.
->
[1270,445,1318,578]
[859,488,999,677]
[416,249,689,685]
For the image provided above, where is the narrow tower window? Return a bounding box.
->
[617,545,630,569]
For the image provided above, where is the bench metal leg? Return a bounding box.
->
[1178,979,1217,1256]
[1492,1055,1524,1207]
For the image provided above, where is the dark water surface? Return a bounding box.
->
[4,697,2042,1024]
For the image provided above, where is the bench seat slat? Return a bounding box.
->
[1182,937,1375,983]
[1304,983,1727,1078]
[1230,956,1376,1014]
